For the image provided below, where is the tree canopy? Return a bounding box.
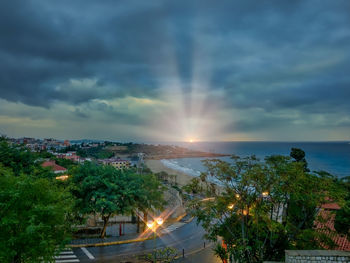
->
[0,171,73,263]
[185,154,343,263]
[0,139,74,263]
[71,162,165,238]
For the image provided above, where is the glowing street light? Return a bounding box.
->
[146,220,154,229]
[228,204,234,210]
[147,217,164,262]
[156,218,164,225]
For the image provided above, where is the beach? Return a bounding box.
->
[145,159,194,186]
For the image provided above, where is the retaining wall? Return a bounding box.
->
[285,250,350,263]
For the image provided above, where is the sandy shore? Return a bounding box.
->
[145,159,194,186]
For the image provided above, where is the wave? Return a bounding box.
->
[160,159,201,178]
[160,159,222,185]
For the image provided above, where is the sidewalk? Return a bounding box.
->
[70,232,143,246]
[175,247,221,263]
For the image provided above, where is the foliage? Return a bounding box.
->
[143,247,178,263]
[54,157,77,169]
[213,243,229,263]
[155,171,177,185]
[76,145,114,159]
[0,172,74,263]
[290,147,309,172]
[334,176,350,236]
[71,163,165,238]
[182,177,202,194]
[185,153,341,262]
[0,138,54,178]
[0,138,37,176]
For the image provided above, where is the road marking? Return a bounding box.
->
[81,247,95,260]
[55,255,77,259]
[54,248,80,263]
[161,222,185,234]
[55,260,79,263]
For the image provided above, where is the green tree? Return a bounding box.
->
[334,176,350,236]
[185,154,339,262]
[0,172,74,263]
[0,138,53,179]
[290,147,309,172]
[71,163,164,238]
[213,243,229,263]
[0,138,37,176]
[133,173,165,232]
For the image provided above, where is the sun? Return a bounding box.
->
[189,139,194,143]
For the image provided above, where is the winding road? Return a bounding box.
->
[71,219,210,262]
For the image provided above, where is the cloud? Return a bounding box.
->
[0,0,349,140]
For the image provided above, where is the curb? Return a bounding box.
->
[70,235,154,248]
[70,213,189,248]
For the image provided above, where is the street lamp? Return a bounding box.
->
[147,217,163,262]
[156,218,164,226]
[262,191,269,198]
[146,220,154,229]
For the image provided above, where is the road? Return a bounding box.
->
[70,219,211,262]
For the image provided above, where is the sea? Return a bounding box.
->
[160,141,350,179]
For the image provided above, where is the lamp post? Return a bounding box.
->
[147,217,163,262]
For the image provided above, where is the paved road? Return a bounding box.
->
[71,219,210,262]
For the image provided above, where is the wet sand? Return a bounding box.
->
[145,159,194,186]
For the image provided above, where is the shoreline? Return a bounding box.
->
[145,159,195,186]
[145,153,229,160]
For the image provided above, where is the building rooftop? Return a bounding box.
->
[316,203,350,251]
[42,161,67,172]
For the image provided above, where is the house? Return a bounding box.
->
[55,151,81,162]
[99,158,131,169]
[315,202,350,251]
[41,160,67,174]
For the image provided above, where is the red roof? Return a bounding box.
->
[321,203,341,210]
[315,209,350,251]
[42,161,67,172]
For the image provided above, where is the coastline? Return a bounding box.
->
[145,159,194,186]
[146,152,229,160]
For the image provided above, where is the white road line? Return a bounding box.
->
[55,255,77,259]
[81,247,95,260]
[59,251,74,255]
[55,260,79,263]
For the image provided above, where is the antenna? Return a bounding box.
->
[137,153,144,174]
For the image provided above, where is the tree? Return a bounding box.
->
[0,172,74,263]
[133,173,165,232]
[182,177,203,195]
[290,147,309,172]
[0,138,37,176]
[71,163,165,238]
[185,154,340,262]
[71,163,136,238]
[334,176,350,236]
[213,243,229,263]
[0,138,53,179]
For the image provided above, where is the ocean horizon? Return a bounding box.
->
[160,141,350,179]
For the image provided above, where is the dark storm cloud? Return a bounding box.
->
[0,0,349,134]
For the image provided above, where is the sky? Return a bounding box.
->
[0,0,349,142]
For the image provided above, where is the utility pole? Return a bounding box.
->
[137,153,144,175]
